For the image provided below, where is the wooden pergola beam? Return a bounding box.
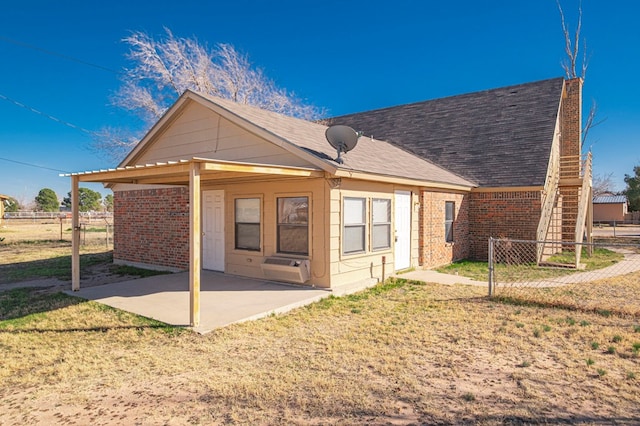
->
[71,159,323,184]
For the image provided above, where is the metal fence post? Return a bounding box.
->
[488,237,494,296]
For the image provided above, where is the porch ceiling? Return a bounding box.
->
[64,157,325,185]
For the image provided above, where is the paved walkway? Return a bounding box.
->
[396,269,487,287]
[505,251,640,288]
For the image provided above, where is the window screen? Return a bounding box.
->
[344,197,366,254]
[445,201,455,242]
[372,198,391,250]
[235,198,260,251]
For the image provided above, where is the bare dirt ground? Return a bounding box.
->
[1,222,639,425]
[0,219,144,292]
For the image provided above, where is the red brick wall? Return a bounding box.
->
[469,190,541,260]
[114,187,189,270]
[418,191,469,268]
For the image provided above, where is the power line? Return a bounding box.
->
[0,156,70,173]
[0,35,119,74]
[0,92,95,136]
[0,92,137,163]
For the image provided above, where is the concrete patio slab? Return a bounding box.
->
[67,271,334,334]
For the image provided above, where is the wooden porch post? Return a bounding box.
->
[71,176,80,291]
[189,162,201,327]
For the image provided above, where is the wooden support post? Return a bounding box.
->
[587,186,593,256]
[71,176,80,291]
[189,162,201,327]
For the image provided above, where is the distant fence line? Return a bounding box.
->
[624,211,640,224]
[3,211,113,221]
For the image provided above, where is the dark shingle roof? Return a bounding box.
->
[328,78,565,187]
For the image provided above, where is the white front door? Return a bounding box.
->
[394,191,411,271]
[203,190,225,271]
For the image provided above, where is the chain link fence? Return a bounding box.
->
[489,237,640,317]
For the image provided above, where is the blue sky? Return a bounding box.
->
[1,0,639,205]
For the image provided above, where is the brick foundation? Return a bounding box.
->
[114,187,189,270]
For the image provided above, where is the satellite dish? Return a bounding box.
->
[325,125,361,164]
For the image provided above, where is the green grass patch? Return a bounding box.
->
[110,264,172,278]
[0,286,177,333]
[0,288,83,324]
[437,260,488,281]
[546,247,624,270]
[437,248,623,283]
[0,252,111,284]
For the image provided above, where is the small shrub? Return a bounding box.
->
[542,325,552,332]
[514,309,521,315]
[533,329,541,338]
[580,320,590,327]
[462,392,475,402]
[634,325,640,333]
[591,342,600,350]
[515,322,524,328]
[606,346,616,355]
[627,372,636,380]
[597,368,607,377]
[598,310,612,318]
[586,358,595,366]
[632,343,640,354]
[566,317,576,326]
[612,335,623,343]
[517,360,531,368]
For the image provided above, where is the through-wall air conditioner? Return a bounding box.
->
[261,257,311,284]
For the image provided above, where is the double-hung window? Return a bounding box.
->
[372,198,391,250]
[343,197,366,254]
[235,198,261,251]
[445,201,455,243]
[277,197,309,255]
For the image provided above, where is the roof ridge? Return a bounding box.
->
[329,77,565,120]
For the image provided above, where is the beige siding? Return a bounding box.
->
[202,177,331,288]
[328,179,420,288]
[136,101,313,168]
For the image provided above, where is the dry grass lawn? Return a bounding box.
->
[1,222,639,424]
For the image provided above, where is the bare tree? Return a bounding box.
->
[98,28,322,160]
[557,0,588,79]
[557,1,603,149]
[581,98,606,149]
[592,173,616,197]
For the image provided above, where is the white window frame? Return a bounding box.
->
[371,198,391,251]
[234,197,261,251]
[343,197,366,255]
